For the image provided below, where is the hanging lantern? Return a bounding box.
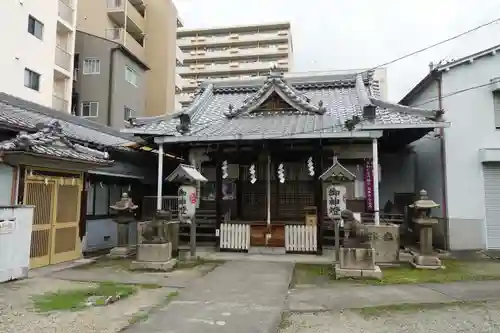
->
[222,160,228,179]
[307,157,315,176]
[249,164,257,184]
[277,163,285,183]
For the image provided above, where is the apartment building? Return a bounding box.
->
[176,22,293,106]
[76,0,183,118]
[0,0,78,113]
[73,31,148,128]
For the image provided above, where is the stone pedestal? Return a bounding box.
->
[130,243,177,271]
[334,247,383,280]
[365,224,400,263]
[411,218,442,269]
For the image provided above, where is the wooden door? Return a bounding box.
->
[51,178,82,265]
[25,179,56,269]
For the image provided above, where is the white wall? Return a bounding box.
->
[0,0,77,110]
[407,79,446,217]
[408,54,500,250]
[441,56,500,221]
[0,164,14,206]
[84,218,138,253]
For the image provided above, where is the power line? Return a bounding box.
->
[356,16,500,75]
[413,80,498,107]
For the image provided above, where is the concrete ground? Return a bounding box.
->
[280,302,500,333]
[122,260,294,333]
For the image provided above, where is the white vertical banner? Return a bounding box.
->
[326,184,346,219]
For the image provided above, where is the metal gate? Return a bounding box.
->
[24,170,82,268]
[483,164,500,249]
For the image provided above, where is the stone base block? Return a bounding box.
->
[334,264,383,280]
[137,243,172,262]
[130,258,177,272]
[339,247,376,269]
[411,255,443,269]
[108,246,134,258]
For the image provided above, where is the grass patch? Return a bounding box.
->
[356,300,488,317]
[293,259,500,286]
[279,312,292,331]
[128,311,149,325]
[32,281,145,312]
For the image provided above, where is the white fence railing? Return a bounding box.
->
[285,225,317,252]
[220,223,250,250]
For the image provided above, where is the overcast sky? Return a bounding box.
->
[174,0,500,101]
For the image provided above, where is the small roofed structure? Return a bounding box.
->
[0,119,112,170]
[165,164,208,184]
[319,156,356,182]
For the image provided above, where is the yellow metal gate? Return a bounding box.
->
[24,170,83,269]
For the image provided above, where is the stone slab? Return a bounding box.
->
[130,258,177,272]
[334,264,382,280]
[248,247,286,255]
[108,247,134,258]
[411,255,442,269]
[339,247,376,269]
[122,261,293,333]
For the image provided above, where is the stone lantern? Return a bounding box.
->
[109,192,138,258]
[409,189,443,269]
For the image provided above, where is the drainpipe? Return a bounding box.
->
[107,48,118,127]
[437,73,449,249]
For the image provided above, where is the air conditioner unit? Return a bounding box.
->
[229,48,239,54]
[229,62,239,68]
[190,51,196,55]
[229,34,239,40]
[198,51,206,55]
[277,30,288,36]
[277,45,288,51]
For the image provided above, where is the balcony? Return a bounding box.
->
[58,0,74,26]
[184,46,289,63]
[176,45,185,65]
[177,61,288,75]
[177,32,290,48]
[175,73,184,92]
[52,95,69,112]
[55,45,71,71]
[106,0,145,37]
[106,28,146,63]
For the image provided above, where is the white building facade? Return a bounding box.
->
[402,44,500,251]
[0,0,77,113]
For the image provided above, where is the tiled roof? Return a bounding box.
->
[0,92,137,149]
[124,70,446,141]
[0,120,112,164]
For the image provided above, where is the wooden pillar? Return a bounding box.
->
[314,142,324,254]
[215,148,223,247]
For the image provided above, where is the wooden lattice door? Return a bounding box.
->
[51,178,82,265]
[25,179,56,269]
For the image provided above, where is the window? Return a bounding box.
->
[85,179,133,219]
[124,106,135,120]
[24,68,40,91]
[83,58,100,74]
[494,91,500,128]
[28,15,43,40]
[125,66,138,86]
[80,101,99,117]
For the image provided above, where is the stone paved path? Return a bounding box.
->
[123,260,294,333]
[287,280,500,312]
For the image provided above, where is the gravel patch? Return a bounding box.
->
[280,301,500,333]
[0,277,178,333]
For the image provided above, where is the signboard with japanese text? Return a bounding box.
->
[178,185,197,221]
[326,185,346,219]
[364,159,374,212]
